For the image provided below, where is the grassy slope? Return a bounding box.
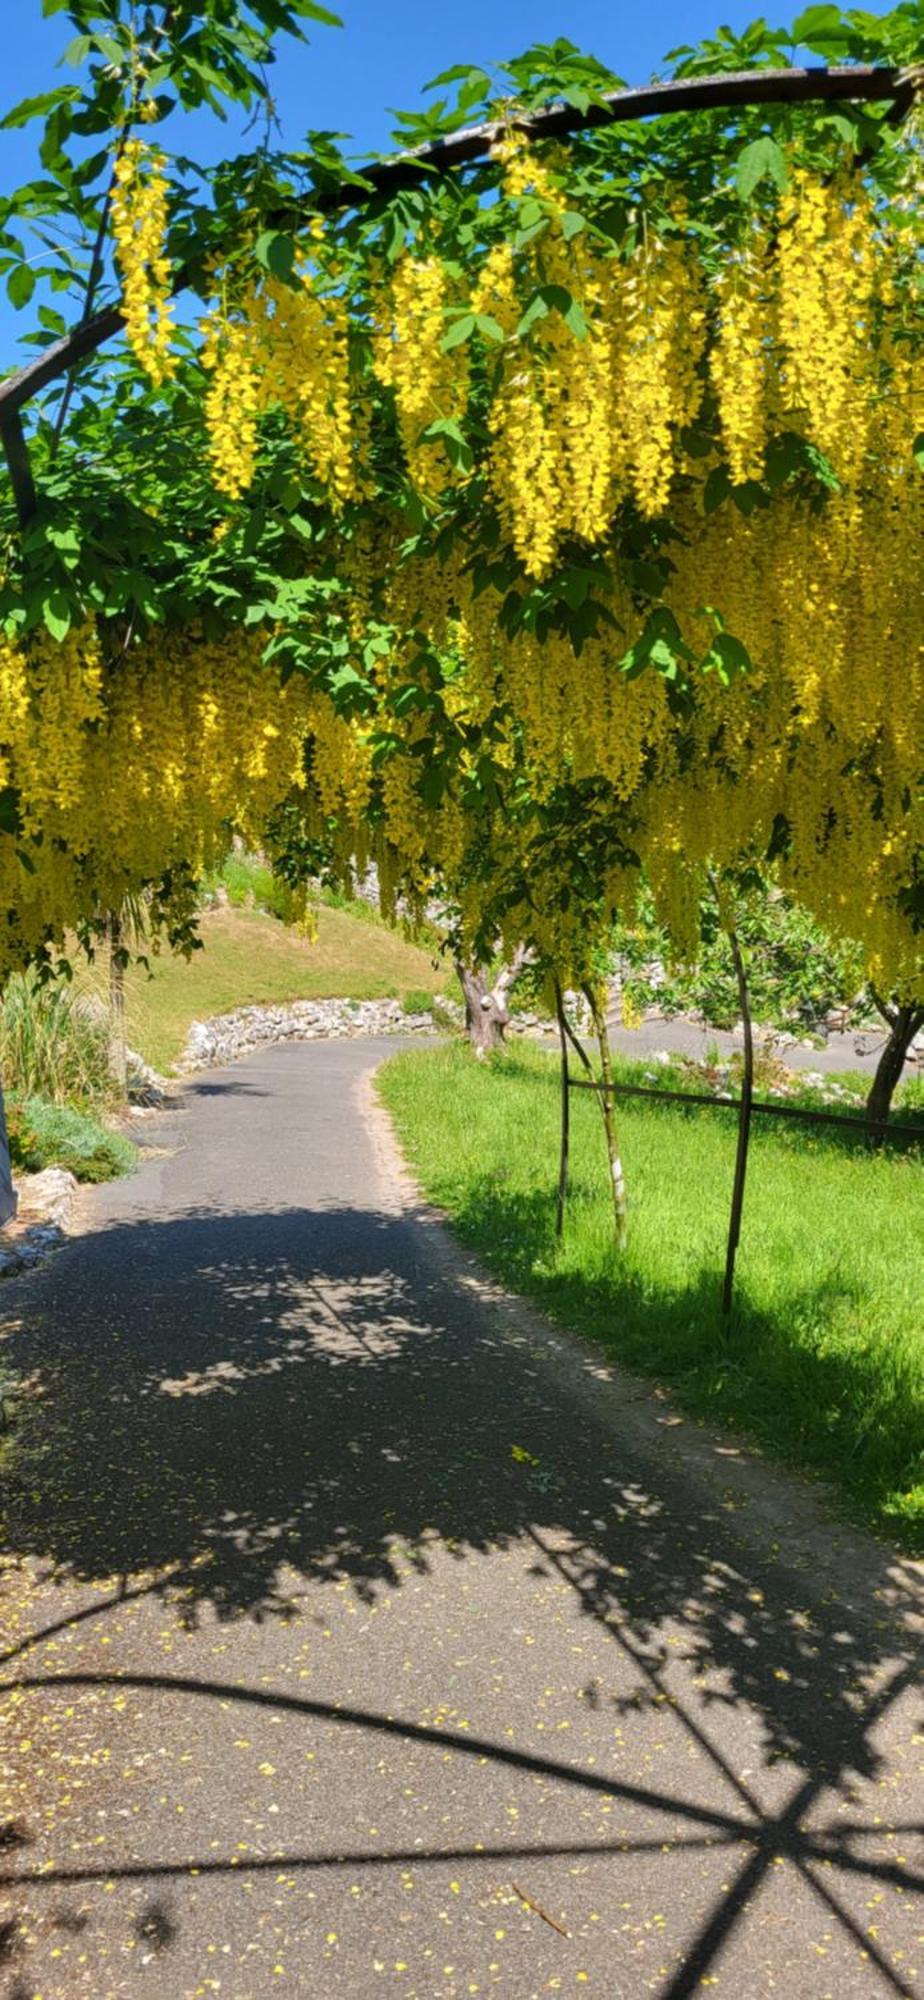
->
[377,1041,924,1550]
[79,904,450,1072]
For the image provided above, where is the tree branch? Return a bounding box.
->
[0,412,38,530]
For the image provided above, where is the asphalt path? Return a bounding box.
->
[0,1039,921,2000]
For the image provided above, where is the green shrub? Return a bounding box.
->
[204,851,294,921]
[7,1093,136,1183]
[898,1073,924,1114]
[614,881,867,1032]
[401,989,434,1018]
[0,972,112,1105]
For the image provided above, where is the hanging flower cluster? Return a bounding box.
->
[283,405,921,994]
[0,625,312,978]
[199,308,262,499]
[110,138,176,386]
[16,121,922,1007]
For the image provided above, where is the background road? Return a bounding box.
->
[0,1039,921,1999]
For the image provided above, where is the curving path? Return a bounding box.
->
[0,1040,921,2000]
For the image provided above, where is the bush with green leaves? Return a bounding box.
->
[6,1094,135,1183]
[614,882,868,1033]
[401,989,434,1018]
[201,851,293,921]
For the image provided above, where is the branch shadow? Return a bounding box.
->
[0,1193,921,1995]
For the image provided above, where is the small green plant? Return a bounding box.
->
[202,851,293,921]
[898,1073,924,1114]
[401,989,434,1018]
[7,1094,136,1182]
[0,972,112,1106]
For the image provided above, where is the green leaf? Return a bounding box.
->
[1,87,79,129]
[561,210,587,241]
[42,589,72,641]
[791,5,851,46]
[293,0,343,23]
[90,31,127,65]
[735,135,787,201]
[0,787,21,836]
[47,525,81,556]
[440,313,476,352]
[911,433,924,472]
[7,264,36,309]
[516,283,588,341]
[702,631,752,683]
[563,294,589,338]
[680,426,714,460]
[473,313,505,344]
[516,292,549,338]
[619,607,689,681]
[421,417,473,475]
[765,431,840,492]
[254,231,297,283]
[703,464,732,513]
[269,469,303,513]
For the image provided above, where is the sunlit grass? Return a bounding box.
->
[378,1040,924,1551]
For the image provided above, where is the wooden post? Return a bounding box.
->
[582,982,628,1253]
[108,910,128,1096]
[554,978,570,1238]
[716,887,754,1317]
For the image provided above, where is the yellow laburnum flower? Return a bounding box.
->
[711,228,774,485]
[200,308,261,499]
[110,138,176,386]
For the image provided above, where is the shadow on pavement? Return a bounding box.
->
[0,1199,921,1997]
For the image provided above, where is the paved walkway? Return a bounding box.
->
[0,1040,921,2000]
[600,1013,907,1077]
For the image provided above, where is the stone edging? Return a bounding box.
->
[0,1166,78,1278]
[179,996,455,1070]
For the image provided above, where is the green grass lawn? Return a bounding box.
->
[78,903,452,1073]
[377,1040,924,1551]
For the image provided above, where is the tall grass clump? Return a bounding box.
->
[0,971,112,1106]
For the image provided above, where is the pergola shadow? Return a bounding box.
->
[0,1199,921,1995]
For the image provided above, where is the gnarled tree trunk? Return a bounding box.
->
[865,998,923,1144]
[455,945,530,1058]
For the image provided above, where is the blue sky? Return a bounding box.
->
[3,2,789,173]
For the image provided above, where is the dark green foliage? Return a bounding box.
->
[6,1092,136,1181]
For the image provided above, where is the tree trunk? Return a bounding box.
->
[0,1080,16,1228]
[108,910,128,1097]
[582,982,628,1252]
[865,1002,923,1144]
[454,946,530,1059]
